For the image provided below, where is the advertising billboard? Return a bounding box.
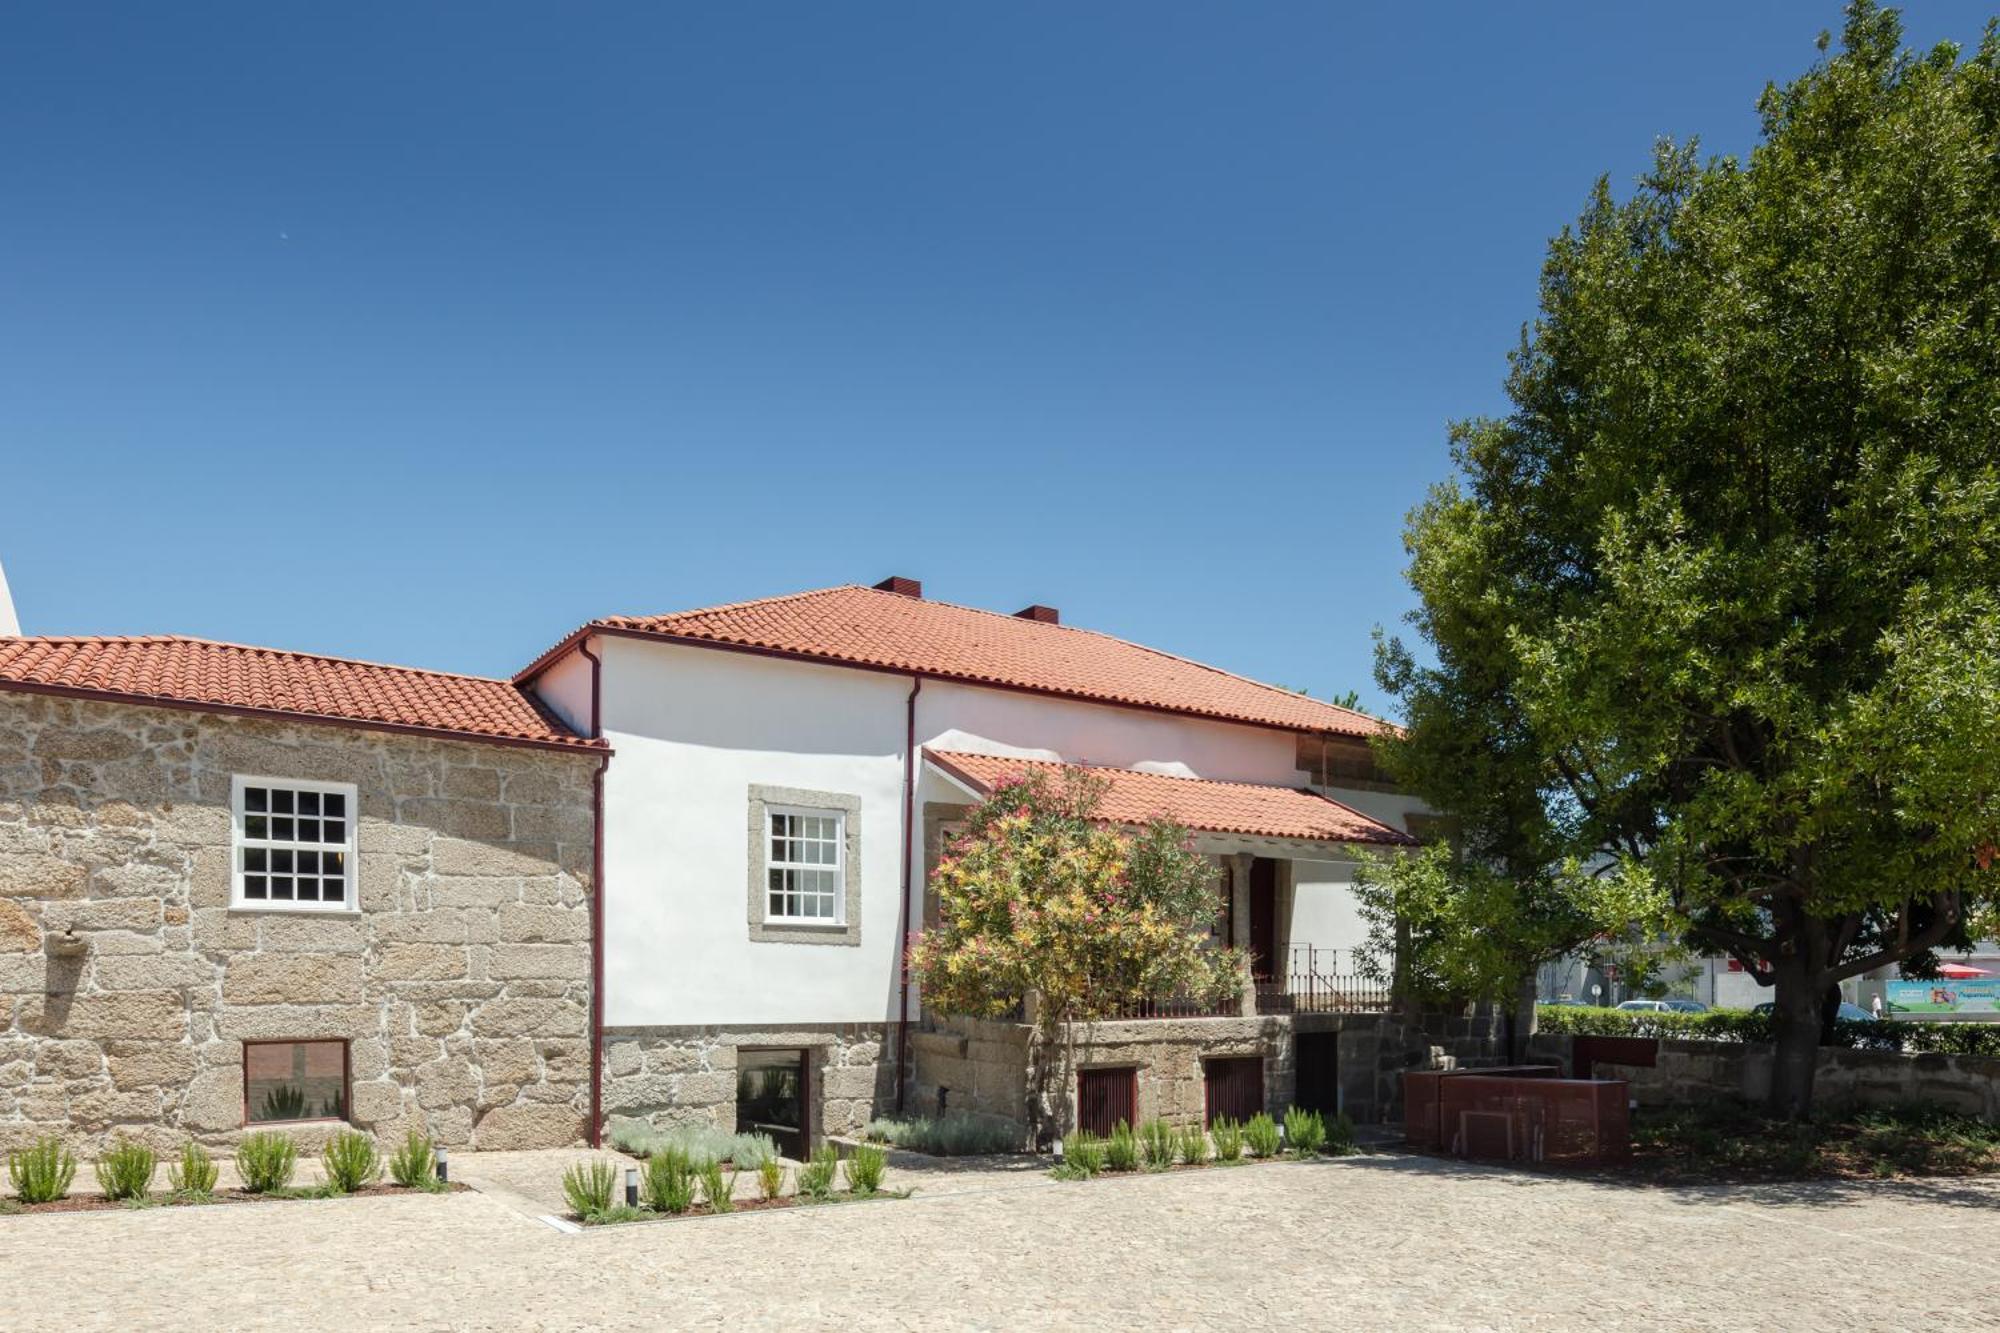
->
[1886,979,2000,1015]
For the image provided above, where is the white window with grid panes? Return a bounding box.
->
[765,807,844,924]
[232,776,358,912]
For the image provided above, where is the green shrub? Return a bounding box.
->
[581,1203,648,1226]
[9,1137,76,1204]
[798,1144,840,1200]
[1326,1110,1358,1157]
[320,1130,380,1193]
[94,1138,157,1202]
[1210,1117,1244,1163]
[1284,1107,1327,1157]
[1138,1119,1176,1170]
[846,1142,887,1195]
[387,1132,438,1190]
[698,1158,735,1213]
[757,1157,785,1201]
[1056,1129,1105,1179]
[561,1159,618,1217]
[606,1119,778,1168]
[1533,1004,2000,1060]
[1244,1112,1281,1159]
[862,1112,1024,1156]
[234,1132,299,1194]
[167,1141,218,1196]
[1177,1124,1208,1166]
[641,1148,697,1215]
[1104,1120,1139,1172]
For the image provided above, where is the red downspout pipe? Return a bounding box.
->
[581,638,606,1148]
[894,675,922,1114]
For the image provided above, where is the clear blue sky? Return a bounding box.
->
[1,4,1977,713]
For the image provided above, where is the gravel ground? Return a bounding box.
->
[3,1149,1997,1330]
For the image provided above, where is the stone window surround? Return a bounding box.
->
[230,773,361,916]
[746,784,862,946]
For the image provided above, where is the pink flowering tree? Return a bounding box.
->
[905,766,1245,1142]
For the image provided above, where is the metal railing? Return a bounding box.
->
[1255,946,1392,1015]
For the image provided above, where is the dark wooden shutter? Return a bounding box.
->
[1077,1067,1137,1137]
[1203,1056,1265,1126]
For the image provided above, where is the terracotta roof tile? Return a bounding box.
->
[536,585,1389,738]
[0,635,599,752]
[924,749,1415,846]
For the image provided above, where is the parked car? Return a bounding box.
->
[1615,998,1710,1013]
[1751,1001,1874,1022]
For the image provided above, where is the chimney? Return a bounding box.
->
[1014,604,1059,625]
[873,576,923,599]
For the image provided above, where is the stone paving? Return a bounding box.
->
[4,1149,1998,1330]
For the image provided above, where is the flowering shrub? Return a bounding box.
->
[905,766,1245,1140]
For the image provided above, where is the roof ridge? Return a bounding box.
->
[613,584,866,627]
[4,632,522,688]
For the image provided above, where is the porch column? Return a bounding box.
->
[1229,852,1257,1017]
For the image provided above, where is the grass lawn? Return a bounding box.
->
[1630,1101,2000,1182]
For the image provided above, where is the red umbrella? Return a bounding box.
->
[1937,962,1992,979]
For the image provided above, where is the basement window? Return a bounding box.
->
[232,776,359,912]
[243,1039,349,1124]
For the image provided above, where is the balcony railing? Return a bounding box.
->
[1255,946,1392,1015]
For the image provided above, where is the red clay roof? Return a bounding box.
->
[924,749,1415,846]
[526,585,1390,738]
[0,635,600,752]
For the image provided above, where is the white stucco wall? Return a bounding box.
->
[590,638,911,1026]
[1288,857,1372,970]
[532,642,596,737]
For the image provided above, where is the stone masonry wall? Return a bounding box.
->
[0,693,599,1155]
[604,1023,892,1144]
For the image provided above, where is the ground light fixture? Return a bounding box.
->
[1051,1136,1065,1166]
[625,1167,639,1208]
[434,1146,449,1184]
[1277,1122,1287,1151]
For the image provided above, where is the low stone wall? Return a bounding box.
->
[1526,1032,2000,1120]
[0,694,599,1155]
[911,1010,1437,1133]
[603,1022,893,1142]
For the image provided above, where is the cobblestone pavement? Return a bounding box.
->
[5,1151,1999,1331]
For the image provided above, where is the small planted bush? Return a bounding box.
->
[798,1144,840,1200]
[641,1148,697,1215]
[9,1136,77,1204]
[1104,1121,1139,1172]
[1244,1113,1281,1159]
[757,1157,785,1201]
[607,1120,778,1169]
[168,1141,218,1196]
[321,1130,381,1193]
[862,1112,1024,1156]
[1326,1110,1358,1157]
[561,1158,618,1217]
[95,1138,158,1202]
[698,1158,735,1214]
[1139,1119,1176,1171]
[1054,1130,1106,1180]
[387,1132,438,1190]
[1211,1117,1245,1163]
[846,1142,887,1196]
[1177,1124,1208,1167]
[234,1132,299,1194]
[1284,1107,1327,1158]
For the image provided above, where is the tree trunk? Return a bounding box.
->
[1511,973,1539,1065]
[1766,951,1827,1119]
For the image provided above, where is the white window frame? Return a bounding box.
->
[763,804,846,926]
[230,774,361,915]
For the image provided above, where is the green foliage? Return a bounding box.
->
[581,1203,649,1226]
[234,1132,298,1194]
[1175,1123,1208,1166]
[846,1142,887,1195]
[1284,1107,1327,1157]
[640,1147,698,1214]
[1138,1119,1176,1170]
[1209,1117,1244,1163]
[697,1158,735,1213]
[1327,1111,1358,1157]
[1244,1113,1281,1160]
[797,1144,840,1200]
[319,1131,380,1193]
[607,1119,776,1169]
[1055,1130,1105,1179]
[94,1139,157,1202]
[756,1157,785,1201]
[561,1158,618,1217]
[1373,1,2000,1115]
[1536,1004,2000,1058]
[1104,1121,1139,1172]
[862,1112,1023,1156]
[167,1141,217,1196]
[1634,1100,2000,1180]
[8,1137,76,1204]
[387,1132,438,1190]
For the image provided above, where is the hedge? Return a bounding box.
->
[1533,1005,2000,1058]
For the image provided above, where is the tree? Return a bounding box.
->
[905,767,1244,1143]
[1378,2,2000,1116]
